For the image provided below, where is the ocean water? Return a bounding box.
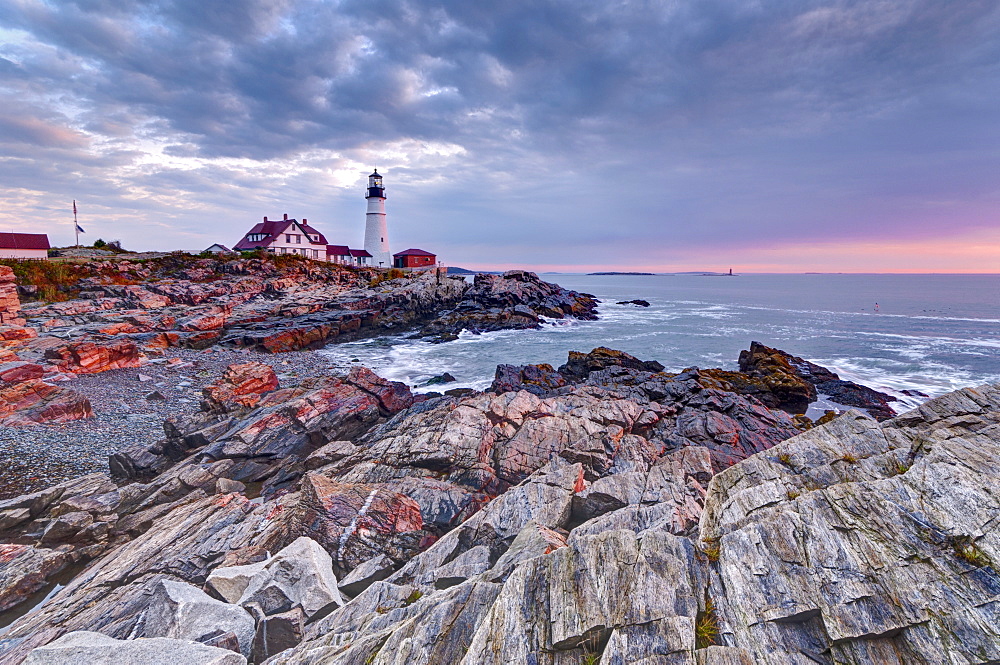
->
[319,273,1000,411]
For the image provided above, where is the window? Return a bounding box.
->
[286,235,291,242]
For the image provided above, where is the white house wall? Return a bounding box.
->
[263,222,327,259]
[0,248,47,260]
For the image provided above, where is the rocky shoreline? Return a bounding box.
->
[0,334,995,663]
[0,259,598,498]
[1,261,997,664]
[0,347,348,499]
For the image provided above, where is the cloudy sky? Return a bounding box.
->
[1,0,998,272]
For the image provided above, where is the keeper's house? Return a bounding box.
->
[234,215,372,265]
[233,214,329,260]
[0,233,49,260]
[393,248,436,269]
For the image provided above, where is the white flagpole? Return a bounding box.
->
[73,200,78,248]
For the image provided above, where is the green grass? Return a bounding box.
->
[951,536,991,568]
[695,599,720,649]
[701,538,721,562]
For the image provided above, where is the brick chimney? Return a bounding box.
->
[302,218,307,224]
[283,213,288,220]
[263,216,268,222]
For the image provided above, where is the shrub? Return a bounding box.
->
[950,536,991,568]
[695,599,720,648]
[0,259,86,302]
[369,267,408,287]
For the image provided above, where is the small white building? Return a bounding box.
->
[0,233,49,260]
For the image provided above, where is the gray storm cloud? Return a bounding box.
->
[0,0,997,268]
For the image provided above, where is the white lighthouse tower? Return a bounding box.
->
[364,169,391,268]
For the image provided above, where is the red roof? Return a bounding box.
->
[233,219,328,251]
[299,223,328,245]
[326,245,350,256]
[393,248,435,257]
[350,249,372,257]
[0,232,50,250]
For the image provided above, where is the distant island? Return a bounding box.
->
[587,271,656,276]
[446,267,502,275]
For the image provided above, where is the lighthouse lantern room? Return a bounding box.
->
[363,169,391,268]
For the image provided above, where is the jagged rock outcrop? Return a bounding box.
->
[0,260,598,426]
[735,341,897,419]
[0,378,92,426]
[698,385,1000,663]
[109,366,414,487]
[201,362,280,413]
[2,351,995,665]
[43,339,145,374]
[490,362,567,395]
[558,346,665,381]
[261,384,1000,665]
[11,261,595,357]
[0,544,68,613]
[0,265,27,328]
[420,270,597,342]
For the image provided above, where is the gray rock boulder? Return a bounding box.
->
[24,631,246,665]
[251,607,305,663]
[143,580,255,657]
[206,561,268,604]
[238,536,343,618]
[337,554,395,597]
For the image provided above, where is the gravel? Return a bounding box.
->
[0,347,351,499]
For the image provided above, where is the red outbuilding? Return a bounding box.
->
[393,248,436,269]
[0,232,50,260]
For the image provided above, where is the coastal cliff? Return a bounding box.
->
[0,343,996,664]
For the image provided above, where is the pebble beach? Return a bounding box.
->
[0,347,348,499]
